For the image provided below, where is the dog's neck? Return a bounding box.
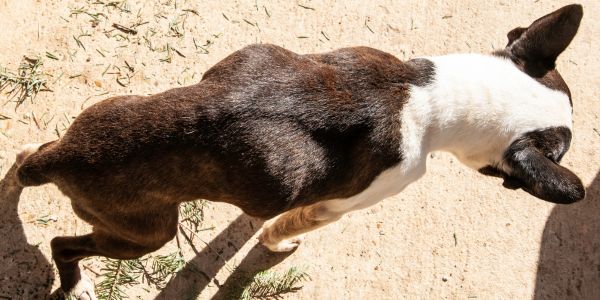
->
[399,53,573,170]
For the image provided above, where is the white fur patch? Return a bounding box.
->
[322,53,572,214]
[64,272,97,300]
[407,53,572,169]
[323,162,426,213]
[16,143,42,166]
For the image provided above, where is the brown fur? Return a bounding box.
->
[16,45,433,294]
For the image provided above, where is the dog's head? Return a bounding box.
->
[479,4,584,204]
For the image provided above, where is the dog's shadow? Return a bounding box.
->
[0,164,55,299]
[534,170,600,299]
[155,214,293,300]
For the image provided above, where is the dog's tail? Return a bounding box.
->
[15,141,58,187]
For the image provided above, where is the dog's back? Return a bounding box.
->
[16,44,434,219]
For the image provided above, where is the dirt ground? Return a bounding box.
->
[0,0,599,299]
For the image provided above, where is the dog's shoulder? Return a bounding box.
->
[201,44,302,81]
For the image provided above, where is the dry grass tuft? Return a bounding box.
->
[0,57,51,107]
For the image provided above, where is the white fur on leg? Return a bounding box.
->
[16,143,42,166]
[63,272,97,300]
[395,53,574,175]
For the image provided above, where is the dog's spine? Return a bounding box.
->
[16,141,57,186]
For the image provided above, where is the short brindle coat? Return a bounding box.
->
[14,4,585,299]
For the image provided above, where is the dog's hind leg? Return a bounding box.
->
[258,201,345,252]
[50,211,178,299]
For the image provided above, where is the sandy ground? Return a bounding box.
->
[0,0,599,299]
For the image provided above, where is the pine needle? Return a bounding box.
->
[0,57,50,107]
[96,258,142,300]
[179,200,208,232]
[94,200,209,299]
[144,252,186,289]
[239,267,311,300]
[96,251,185,300]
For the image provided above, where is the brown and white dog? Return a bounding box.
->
[14,4,584,299]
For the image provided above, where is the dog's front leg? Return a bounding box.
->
[259,202,344,252]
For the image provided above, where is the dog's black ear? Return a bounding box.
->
[507,4,583,77]
[504,140,585,204]
[506,27,527,47]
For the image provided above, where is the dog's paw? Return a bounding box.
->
[63,273,97,300]
[258,216,305,252]
[259,233,304,252]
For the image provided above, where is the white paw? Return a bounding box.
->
[16,143,42,165]
[258,216,305,252]
[64,273,97,300]
[260,234,305,252]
